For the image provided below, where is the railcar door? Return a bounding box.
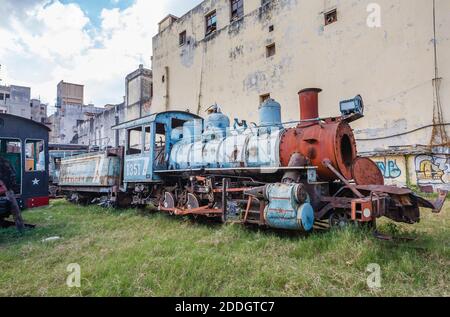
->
[153,122,168,170]
[22,139,49,208]
[124,125,152,182]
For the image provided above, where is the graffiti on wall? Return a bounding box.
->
[415,155,450,185]
[375,158,402,179]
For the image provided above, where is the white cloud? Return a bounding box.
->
[0,0,170,112]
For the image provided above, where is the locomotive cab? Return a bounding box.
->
[0,114,50,221]
[113,111,203,185]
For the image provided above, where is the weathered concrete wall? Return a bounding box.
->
[50,104,104,144]
[30,99,48,124]
[57,81,84,108]
[76,103,126,148]
[125,65,153,121]
[151,0,450,153]
[0,85,31,118]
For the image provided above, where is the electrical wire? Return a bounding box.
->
[356,123,450,141]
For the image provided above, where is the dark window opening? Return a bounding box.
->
[269,25,274,32]
[5,94,10,99]
[144,126,151,152]
[266,43,276,58]
[260,93,271,105]
[172,119,186,129]
[179,30,187,46]
[325,9,337,26]
[231,0,244,21]
[205,11,217,36]
[0,93,4,101]
[340,134,353,167]
[155,123,167,167]
[0,138,22,193]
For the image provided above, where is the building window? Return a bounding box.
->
[269,25,274,32]
[179,30,187,46]
[260,93,271,105]
[0,93,4,101]
[266,43,276,58]
[325,9,337,25]
[231,0,244,21]
[5,94,10,99]
[205,11,217,36]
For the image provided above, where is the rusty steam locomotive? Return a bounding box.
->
[58,88,447,232]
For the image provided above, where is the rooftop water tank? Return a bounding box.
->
[259,98,282,128]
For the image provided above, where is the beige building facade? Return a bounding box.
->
[57,81,84,108]
[125,65,153,121]
[150,0,449,189]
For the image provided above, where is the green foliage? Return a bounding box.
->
[0,200,449,297]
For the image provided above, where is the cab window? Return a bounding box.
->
[154,123,167,167]
[144,126,151,152]
[127,127,142,155]
[25,139,45,172]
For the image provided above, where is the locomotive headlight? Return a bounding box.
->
[363,208,372,218]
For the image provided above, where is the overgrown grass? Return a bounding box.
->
[0,200,448,297]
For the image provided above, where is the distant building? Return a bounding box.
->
[125,64,153,121]
[57,81,84,108]
[50,80,104,144]
[74,102,126,148]
[30,99,48,124]
[0,84,31,118]
[50,103,104,144]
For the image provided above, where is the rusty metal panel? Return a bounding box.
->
[352,157,385,186]
[59,151,121,187]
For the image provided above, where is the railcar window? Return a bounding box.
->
[0,138,22,193]
[155,123,167,167]
[127,127,142,155]
[144,126,151,152]
[171,119,186,129]
[25,140,45,172]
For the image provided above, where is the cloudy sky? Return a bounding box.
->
[0,0,202,113]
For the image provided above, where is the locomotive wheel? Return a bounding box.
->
[329,211,350,229]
